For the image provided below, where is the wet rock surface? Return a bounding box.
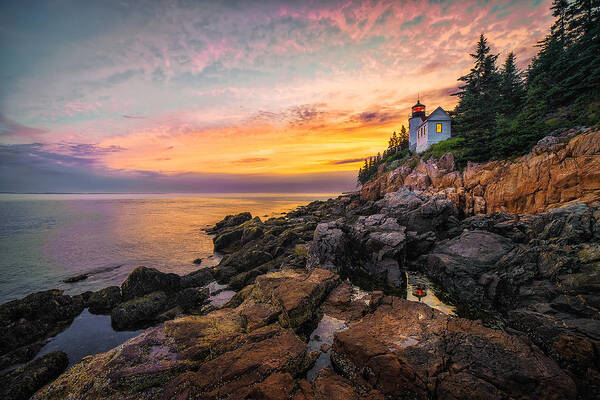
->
[87,286,122,314]
[0,351,68,400]
[32,268,339,399]
[0,289,84,370]
[332,297,576,400]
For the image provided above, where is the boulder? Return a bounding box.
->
[164,326,308,399]
[378,188,459,237]
[249,268,340,328]
[87,286,122,314]
[214,249,273,283]
[175,287,210,313]
[213,228,244,252]
[180,268,214,288]
[308,216,407,288]
[0,289,83,369]
[0,351,68,400]
[206,212,252,234]
[111,291,170,330]
[403,170,431,189]
[424,229,514,307]
[293,368,383,400]
[319,282,372,322]
[351,214,407,287]
[62,273,88,283]
[213,216,264,253]
[332,298,576,400]
[120,266,181,301]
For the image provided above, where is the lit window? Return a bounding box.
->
[436,123,442,133]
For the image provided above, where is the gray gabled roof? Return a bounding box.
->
[416,106,450,129]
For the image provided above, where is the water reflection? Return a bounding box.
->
[0,193,334,303]
[406,272,456,315]
[306,315,348,381]
[35,309,142,369]
[205,281,236,307]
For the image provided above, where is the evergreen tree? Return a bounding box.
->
[399,125,409,149]
[550,0,569,42]
[498,52,525,117]
[453,34,501,161]
[357,0,600,183]
[388,131,398,148]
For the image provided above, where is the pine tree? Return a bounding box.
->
[550,0,569,42]
[499,52,525,117]
[388,131,398,149]
[399,125,408,149]
[453,34,501,161]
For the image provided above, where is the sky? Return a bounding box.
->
[0,0,554,193]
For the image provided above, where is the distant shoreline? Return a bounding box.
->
[0,191,340,195]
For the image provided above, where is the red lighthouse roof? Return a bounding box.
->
[411,99,426,118]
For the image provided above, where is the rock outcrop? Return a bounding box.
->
[307,214,407,288]
[109,266,213,330]
[32,269,339,399]
[0,290,84,370]
[87,286,121,314]
[0,351,68,400]
[120,266,181,301]
[332,297,576,400]
[423,202,600,397]
[361,128,600,215]
[32,268,582,400]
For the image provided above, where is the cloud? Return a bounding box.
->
[0,142,355,193]
[234,157,269,163]
[352,108,396,125]
[418,60,453,75]
[400,15,424,29]
[329,157,364,165]
[0,0,556,192]
[122,115,147,119]
[0,114,47,141]
[60,143,126,157]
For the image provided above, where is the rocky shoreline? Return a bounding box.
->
[2,142,600,398]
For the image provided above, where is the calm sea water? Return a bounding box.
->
[0,193,335,304]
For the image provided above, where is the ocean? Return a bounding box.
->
[0,193,335,304]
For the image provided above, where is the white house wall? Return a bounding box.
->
[415,119,451,153]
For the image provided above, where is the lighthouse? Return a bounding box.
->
[407,98,452,153]
[408,100,426,152]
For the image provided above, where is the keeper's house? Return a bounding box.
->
[408,100,452,153]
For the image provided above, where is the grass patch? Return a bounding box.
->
[420,137,466,163]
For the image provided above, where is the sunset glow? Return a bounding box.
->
[0,0,554,192]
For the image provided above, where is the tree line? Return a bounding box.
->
[357,0,599,184]
[454,0,600,162]
[357,126,409,184]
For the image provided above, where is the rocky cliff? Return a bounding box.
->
[361,127,600,215]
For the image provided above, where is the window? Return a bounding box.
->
[436,123,442,133]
